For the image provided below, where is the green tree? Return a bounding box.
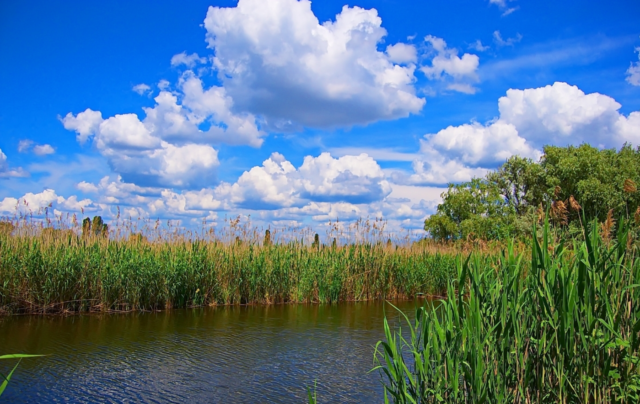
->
[540,143,640,222]
[487,155,545,215]
[82,217,91,237]
[424,178,516,241]
[90,216,109,238]
[264,229,271,247]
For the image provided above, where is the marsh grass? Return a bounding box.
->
[0,214,495,315]
[374,216,640,403]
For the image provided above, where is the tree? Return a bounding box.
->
[425,144,640,241]
[82,217,91,238]
[487,155,545,215]
[424,178,517,241]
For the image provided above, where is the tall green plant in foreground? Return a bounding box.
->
[375,218,640,403]
[0,354,44,397]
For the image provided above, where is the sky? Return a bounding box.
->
[1,0,640,237]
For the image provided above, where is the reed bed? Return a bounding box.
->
[374,217,640,403]
[0,214,489,315]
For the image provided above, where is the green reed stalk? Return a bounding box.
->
[0,354,45,397]
[0,228,467,314]
[374,217,640,403]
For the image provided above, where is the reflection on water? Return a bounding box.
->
[0,300,424,403]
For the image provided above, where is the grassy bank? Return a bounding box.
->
[375,217,640,403]
[0,223,472,314]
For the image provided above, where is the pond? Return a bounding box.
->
[0,300,424,403]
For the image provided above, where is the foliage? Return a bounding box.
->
[425,144,640,241]
[82,216,109,238]
[375,217,640,403]
[424,178,518,241]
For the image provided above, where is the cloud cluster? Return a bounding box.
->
[204,0,425,128]
[227,152,392,209]
[1,151,433,234]
[401,82,640,185]
[18,140,55,156]
[62,73,265,189]
[0,189,96,216]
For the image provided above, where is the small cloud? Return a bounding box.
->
[158,79,170,90]
[502,7,519,16]
[489,0,518,15]
[421,35,479,80]
[17,140,55,156]
[132,83,151,95]
[33,144,55,156]
[469,40,490,52]
[626,46,640,86]
[18,139,33,153]
[170,52,207,68]
[493,30,522,47]
[447,83,477,94]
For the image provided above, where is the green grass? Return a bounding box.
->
[0,226,466,314]
[374,217,640,403]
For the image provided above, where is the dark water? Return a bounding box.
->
[0,300,423,403]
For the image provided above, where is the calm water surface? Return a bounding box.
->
[0,300,423,403]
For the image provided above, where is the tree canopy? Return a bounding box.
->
[424,144,640,241]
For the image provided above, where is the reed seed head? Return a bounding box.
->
[551,200,568,225]
[568,195,581,211]
[623,178,637,194]
[600,209,615,241]
[554,185,562,199]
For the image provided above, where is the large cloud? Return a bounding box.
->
[204,0,424,128]
[227,152,392,209]
[403,82,640,185]
[61,72,267,188]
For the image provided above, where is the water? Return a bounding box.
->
[0,300,424,403]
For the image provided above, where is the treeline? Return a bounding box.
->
[424,144,640,241]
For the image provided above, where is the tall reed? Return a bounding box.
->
[0,217,473,314]
[374,217,640,403]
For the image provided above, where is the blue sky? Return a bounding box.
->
[1,0,640,236]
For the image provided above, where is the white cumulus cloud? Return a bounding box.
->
[33,144,55,156]
[402,82,640,185]
[420,35,479,94]
[204,0,424,128]
[227,152,392,209]
[62,71,266,188]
